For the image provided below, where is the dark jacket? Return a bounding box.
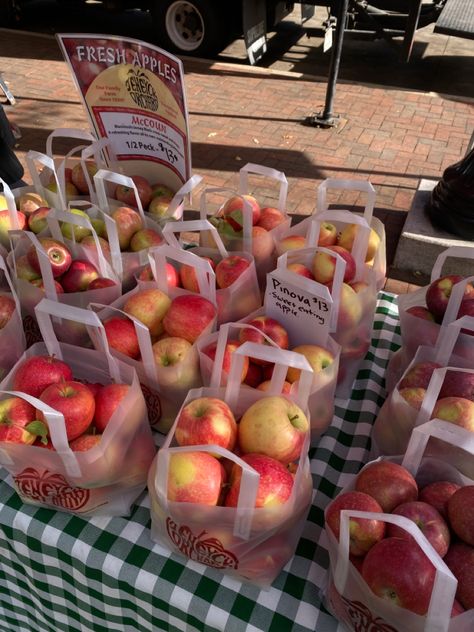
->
[0,104,24,186]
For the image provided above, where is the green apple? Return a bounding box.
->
[60,208,92,242]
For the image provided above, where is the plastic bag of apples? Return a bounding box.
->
[147,342,314,587]
[197,316,340,443]
[323,418,474,631]
[89,243,219,433]
[161,218,262,325]
[386,247,474,390]
[0,298,156,517]
[0,178,30,253]
[372,316,474,457]
[0,254,26,380]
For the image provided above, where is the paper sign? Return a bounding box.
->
[265,270,333,345]
[57,34,191,192]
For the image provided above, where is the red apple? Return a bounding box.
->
[0,396,41,444]
[215,254,250,289]
[398,386,427,410]
[103,317,140,359]
[387,500,451,558]
[239,316,289,365]
[444,542,474,610]
[286,343,334,383]
[179,256,215,293]
[167,450,226,505]
[27,206,51,234]
[398,361,443,390]
[222,194,261,228]
[361,536,436,615]
[406,305,436,322]
[0,294,16,329]
[69,433,102,451]
[312,245,356,284]
[15,254,41,282]
[317,221,338,247]
[30,278,64,294]
[110,206,143,250]
[251,225,274,263]
[115,175,152,209]
[152,336,201,390]
[325,490,386,556]
[39,380,95,441]
[201,339,249,383]
[123,288,172,337]
[27,237,72,278]
[419,480,461,520]
[175,396,237,452]
[162,295,217,343]
[138,262,180,287]
[457,298,474,334]
[257,380,292,394]
[447,485,474,546]
[94,383,129,433]
[337,224,381,263]
[277,234,306,255]
[425,274,474,323]
[257,207,286,231]
[60,259,99,292]
[286,262,315,280]
[129,228,163,252]
[334,282,363,330]
[224,453,294,508]
[71,161,98,195]
[13,355,73,398]
[439,369,474,401]
[431,397,474,431]
[355,460,418,513]
[0,208,26,247]
[238,395,309,464]
[243,361,263,388]
[88,277,117,290]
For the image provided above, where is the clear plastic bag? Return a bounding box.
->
[0,254,26,380]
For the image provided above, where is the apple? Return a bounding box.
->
[152,336,201,389]
[361,536,436,615]
[175,396,237,452]
[123,288,172,337]
[147,195,173,220]
[38,380,95,441]
[325,490,386,556]
[286,343,334,384]
[222,194,261,229]
[150,183,175,200]
[334,282,363,330]
[115,175,152,209]
[179,256,215,293]
[243,361,263,388]
[138,262,180,287]
[69,433,102,451]
[398,386,427,410]
[27,207,51,234]
[398,360,443,390]
[239,316,289,364]
[444,542,474,610]
[251,225,274,263]
[60,208,92,242]
[0,396,41,444]
[80,235,111,261]
[129,228,163,252]
[0,294,16,329]
[457,297,474,334]
[387,500,451,558]
[312,245,356,284]
[337,224,381,263]
[60,259,99,292]
[419,480,461,520]
[451,599,466,617]
[238,395,309,464]
[317,221,338,247]
[354,460,418,513]
[447,485,474,546]
[225,453,294,508]
[431,397,474,431]
[94,383,129,433]
[425,274,474,323]
[0,208,26,247]
[88,277,117,290]
[276,234,306,255]
[162,295,217,344]
[103,317,141,359]
[201,339,249,383]
[30,278,64,294]
[439,369,474,401]
[17,192,48,216]
[13,355,73,398]
[166,450,226,505]
[406,305,436,322]
[286,262,315,280]
[257,207,286,231]
[257,380,292,394]
[110,206,143,250]
[15,254,41,282]
[349,280,370,294]
[215,254,250,289]
[71,161,98,195]
[27,238,72,278]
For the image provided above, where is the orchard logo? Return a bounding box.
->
[125,68,158,112]
[14,467,90,510]
[340,594,398,632]
[166,518,239,570]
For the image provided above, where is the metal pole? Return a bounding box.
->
[306,0,349,128]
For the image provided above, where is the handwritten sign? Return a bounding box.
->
[265,270,333,346]
[57,33,191,193]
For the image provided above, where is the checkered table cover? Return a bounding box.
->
[0,292,400,632]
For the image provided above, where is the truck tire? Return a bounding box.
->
[151,0,234,57]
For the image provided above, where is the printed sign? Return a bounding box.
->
[265,270,333,345]
[57,34,191,192]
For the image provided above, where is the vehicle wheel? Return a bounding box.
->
[151,0,233,57]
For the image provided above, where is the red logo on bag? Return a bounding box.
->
[140,383,162,426]
[339,592,398,632]
[166,518,239,569]
[23,315,42,348]
[14,468,90,510]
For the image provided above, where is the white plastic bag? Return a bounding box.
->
[0,255,26,380]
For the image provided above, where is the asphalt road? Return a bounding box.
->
[4,1,474,98]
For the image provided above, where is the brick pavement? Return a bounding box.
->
[1,29,473,288]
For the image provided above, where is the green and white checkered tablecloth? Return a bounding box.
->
[0,292,401,632]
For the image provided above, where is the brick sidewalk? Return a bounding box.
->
[1,29,473,285]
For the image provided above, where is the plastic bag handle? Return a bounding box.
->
[441,276,474,327]
[431,246,474,282]
[238,162,288,211]
[9,230,59,300]
[45,127,96,160]
[0,254,22,313]
[24,150,66,210]
[94,169,146,220]
[34,298,121,382]
[225,341,314,410]
[0,389,82,478]
[0,178,24,228]
[155,443,259,539]
[335,509,456,632]
[162,218,229,259]
[434,313,474,363]
[199,187,253,253]
[164,174,203,220]
[316,178,376,223]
